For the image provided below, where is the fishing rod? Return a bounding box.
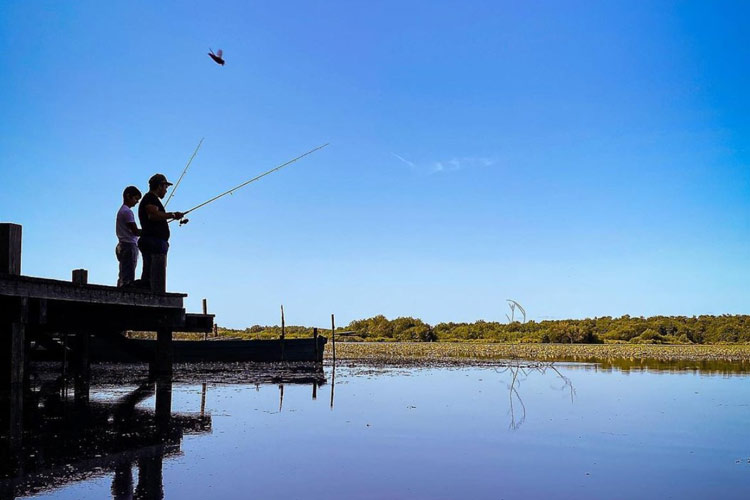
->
[165,137,204,208]
[174,142,329,225]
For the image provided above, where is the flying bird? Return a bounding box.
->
[208,48,225,66]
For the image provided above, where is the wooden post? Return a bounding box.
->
[0,223,22,275]
[74,332,90,405]
[72,269,88,285]
[313,327,319,363]
[2,298,28,455]
[9,321,25,448]
[331,313,336,365]
[152,327,173,376]
[280,305,285,361]
[202,299,208,340]
[73,332,91,379]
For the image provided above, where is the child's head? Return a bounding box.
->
[122,186,142,208]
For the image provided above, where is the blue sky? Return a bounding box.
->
[1,1,748,328]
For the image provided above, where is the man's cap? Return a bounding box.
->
[149,173,173,187]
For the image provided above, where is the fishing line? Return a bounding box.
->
[173,142,329,225]
[165,137,204,208]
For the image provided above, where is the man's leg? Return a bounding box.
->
[150,253,167,293]
[141,251,152,284]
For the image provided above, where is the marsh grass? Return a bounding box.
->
[325,342,750,366]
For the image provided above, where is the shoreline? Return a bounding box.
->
[324,342,750,365]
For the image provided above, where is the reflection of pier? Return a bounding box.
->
[0,375,211,499]
[0,361,327,498]
[1,222,213,481]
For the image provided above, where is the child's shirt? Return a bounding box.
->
[116,204,139,245]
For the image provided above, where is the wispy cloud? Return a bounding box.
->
[393,153,496,174]
[392,153,416,169]
[429,157,495,174]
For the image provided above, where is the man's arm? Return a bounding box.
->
[145,204,184,221]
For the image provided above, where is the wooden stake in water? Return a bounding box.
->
[331,313,336,365]
[313,327,319,363]
[202,299,208,340]
[280,305,286,361]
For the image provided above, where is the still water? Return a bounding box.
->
[3,360,750,499]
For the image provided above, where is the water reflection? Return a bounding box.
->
[555,356,750,375]
[0,374,209,499]
[496,361,576,430]
[329,365,335,410]
[0,362,326,499]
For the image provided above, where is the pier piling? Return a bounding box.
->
[72,269,88,285]
[0,223,21,275]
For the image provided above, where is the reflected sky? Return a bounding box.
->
[8,362,750,500]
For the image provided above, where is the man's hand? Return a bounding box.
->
[172,212,185,220]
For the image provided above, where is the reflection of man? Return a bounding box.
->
[137,174,184,292]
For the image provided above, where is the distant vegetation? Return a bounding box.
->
[216,314,750,345]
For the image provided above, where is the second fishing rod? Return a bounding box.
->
[170,142,330,226]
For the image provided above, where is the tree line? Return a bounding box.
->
[219,314,750,344]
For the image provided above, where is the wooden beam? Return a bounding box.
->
[0,223,22,275]
[0,274,185,308]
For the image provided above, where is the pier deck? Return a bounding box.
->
[0,223,213,451]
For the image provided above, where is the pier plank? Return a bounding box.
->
[0,274,185,308]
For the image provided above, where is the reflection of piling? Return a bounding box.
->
[111,461,134,499]
[155,376,172,440]
[135,451,164,499]
[329,365,335,410]
[152,327,174,376]
[200,382,207,416]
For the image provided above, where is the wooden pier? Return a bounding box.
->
[0,223,213,449]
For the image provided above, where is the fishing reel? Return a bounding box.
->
[179,218,190,226]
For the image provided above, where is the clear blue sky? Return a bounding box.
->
[1,1,748,328]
